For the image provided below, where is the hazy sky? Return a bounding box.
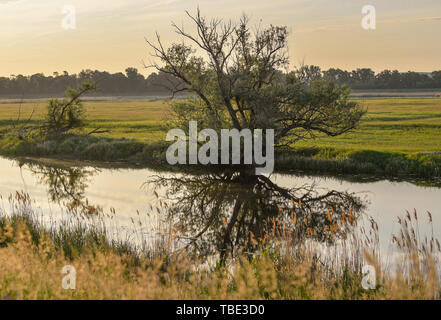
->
[1,0,440,76]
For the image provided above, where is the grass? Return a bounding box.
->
[0,191,439,300]
[1,97,441,179]
[0,99,169,142]
[296,98,441,153]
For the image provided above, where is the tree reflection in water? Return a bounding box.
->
[14,160,366,260]
[148,171,366,262]
[17,160,99,210]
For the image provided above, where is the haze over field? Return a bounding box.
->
[1,0,440,76]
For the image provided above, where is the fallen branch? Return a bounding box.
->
[87,128,110,135]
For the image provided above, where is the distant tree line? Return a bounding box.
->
[1,66,441,97]
[0,68,180,97]
[297,66,441,90]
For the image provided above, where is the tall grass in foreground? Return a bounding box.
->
[0,192,439,300]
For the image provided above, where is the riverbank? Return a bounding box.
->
[1,97,441,181]
[1,133,441,183]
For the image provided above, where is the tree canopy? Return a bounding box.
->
[146,9,366,147]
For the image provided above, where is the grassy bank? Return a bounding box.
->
[1,98,441,179]
[0,192,440,300]
[2,134,441,180]
[276,148,441,179]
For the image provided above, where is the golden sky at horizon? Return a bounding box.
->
[1,0,440,77]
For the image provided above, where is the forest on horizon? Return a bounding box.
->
[1,66,441,97]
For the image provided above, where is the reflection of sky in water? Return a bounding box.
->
[273,173,441,255]
[1,156,440,258]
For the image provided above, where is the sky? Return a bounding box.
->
[1,0,440,77]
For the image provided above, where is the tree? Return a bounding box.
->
[296,65,322,84]
[433,71,441,87]
[350,68,375,88]
[43,82,96,135]
[323,68,351,85]
[145,9,365,150]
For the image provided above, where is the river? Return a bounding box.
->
[0,156,440,262]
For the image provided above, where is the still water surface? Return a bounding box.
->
[0,156,440,258]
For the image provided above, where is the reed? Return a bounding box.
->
[0,192,439,300]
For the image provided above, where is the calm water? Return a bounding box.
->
[0,156,440,258]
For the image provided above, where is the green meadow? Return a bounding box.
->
[298,98,441,153]
[1,97,441,178]
[0,99,169,142]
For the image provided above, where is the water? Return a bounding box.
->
[0,156,440,259]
